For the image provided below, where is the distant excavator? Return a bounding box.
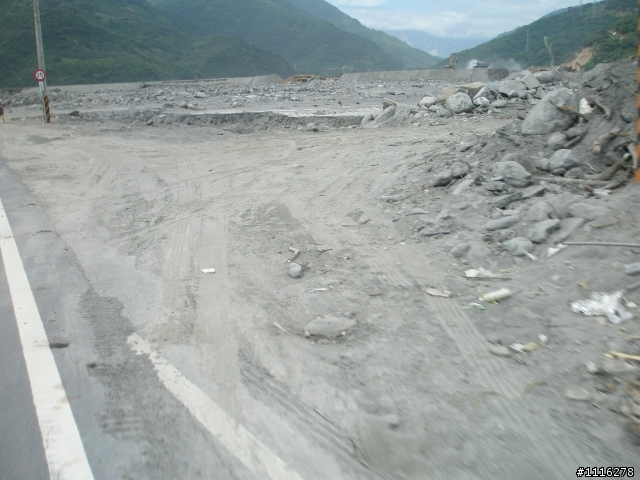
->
[445,53,458,69]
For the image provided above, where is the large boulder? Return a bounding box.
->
[460,82,486,98]
[533,70,560,84]
[445,92,473,114]
[375,106,396,124]
[522,72,542,90]
[473,86,492,102]
[521,88,578,135]
[437,86,464,103]
[498,80,526,96]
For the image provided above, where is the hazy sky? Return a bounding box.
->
[324,0,584,38]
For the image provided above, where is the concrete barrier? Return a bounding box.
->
[338,69,509,84]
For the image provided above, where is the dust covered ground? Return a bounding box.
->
[0,61,639,479]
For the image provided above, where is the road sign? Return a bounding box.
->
[33,69,46,82]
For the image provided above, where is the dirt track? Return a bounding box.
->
[1,84,639,478]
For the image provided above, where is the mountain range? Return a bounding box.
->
[0,0,439,88]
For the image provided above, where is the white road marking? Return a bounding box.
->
[0,199,94,480]
[127,333,305,480]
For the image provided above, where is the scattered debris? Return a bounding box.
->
[481,288,512,303]
[201,268,216,274]
[571,291,633,325]
[424,287,452,298]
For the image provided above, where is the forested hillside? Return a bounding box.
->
[286,0,440,69]
[433,0,636,70]
[0,0,293,88]
[149,0,406,76]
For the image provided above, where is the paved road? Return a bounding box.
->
[0,160,253,480]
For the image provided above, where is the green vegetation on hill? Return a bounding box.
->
[286,0,440,69]
[149,0,406,76]
[0,0,293,88]
[434,0,636,70]
[583,14,637,68]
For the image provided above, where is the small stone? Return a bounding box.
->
[451,162,470,179]
[445,92,474,114]
[450,243,470,259]
[466,243,492,262]
[547,132,568,150]
[492,191,522,209]
[549,149,581,171]
[563,387,593,402]
[418,95,437,108]
[289,262,303,278]
[564,167,583,179]
[503,237,534,256]
[586,361,600,374]
[538,334,549,346]
[304,316,356,339]
[432,170,453,187]
[521,185,546,199]
[484,216,520,231]
[490,161,532,188]
[485,181,508,193]
[526,219,561,244]
[490,345,511,357]
[375,106,396,124]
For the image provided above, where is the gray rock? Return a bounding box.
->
[567,203,609,221]
[194,91,207,98]
[521,185,546,199]
[490,345,512,357]
[484,216,520,231]
[450,243,471,258]
[547,132,568,150]
[437,86,463,102]
[445,92,474,114]
[521,88,578,135]
[526,201,558,222]
[361,113,374,126]
[565,125,587,138]
[375,106,396,124]
[451,162,470,179]
[549,149,581,171]
[466,243,492,262]
[460,82,486,97]
[553,217,585,243]
[534,70,560,84]
[382,98,398,109]
[535,87,545,99]
[503,237,534,256]
[485,181,508,193]
[564,167,583,179]
[492,191,523,209]
[418,95,437,108]
[289,262,303,278]
[522,72,541,90]
[490,161,532,188]
[304,316,356,339]
[474,97,490,107]
[473,86,492,102]
[527,219,561,243]
[452,178,474,195]
[499,80,526,96]
[533,157,550,171]
[491,100,508,108]
[437,107,452,118]
[432,170,453,187]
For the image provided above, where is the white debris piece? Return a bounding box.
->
[201,268,216,274]
[571,291,633,325]
[579,98,593,115]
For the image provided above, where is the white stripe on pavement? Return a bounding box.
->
[127,333,305,480]
[0,199,94,480]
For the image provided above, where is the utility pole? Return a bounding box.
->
[32,0,50,123]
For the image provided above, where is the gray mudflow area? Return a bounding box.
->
[1,59,639,479]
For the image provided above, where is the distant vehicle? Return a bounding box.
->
[446,53,458,69]
[472,61,490,69]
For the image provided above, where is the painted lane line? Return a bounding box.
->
[127,333,305,480]
[0,199,94,480]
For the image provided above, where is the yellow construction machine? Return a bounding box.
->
[446,53,458,69]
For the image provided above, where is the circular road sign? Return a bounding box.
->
[33,69,46,82]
